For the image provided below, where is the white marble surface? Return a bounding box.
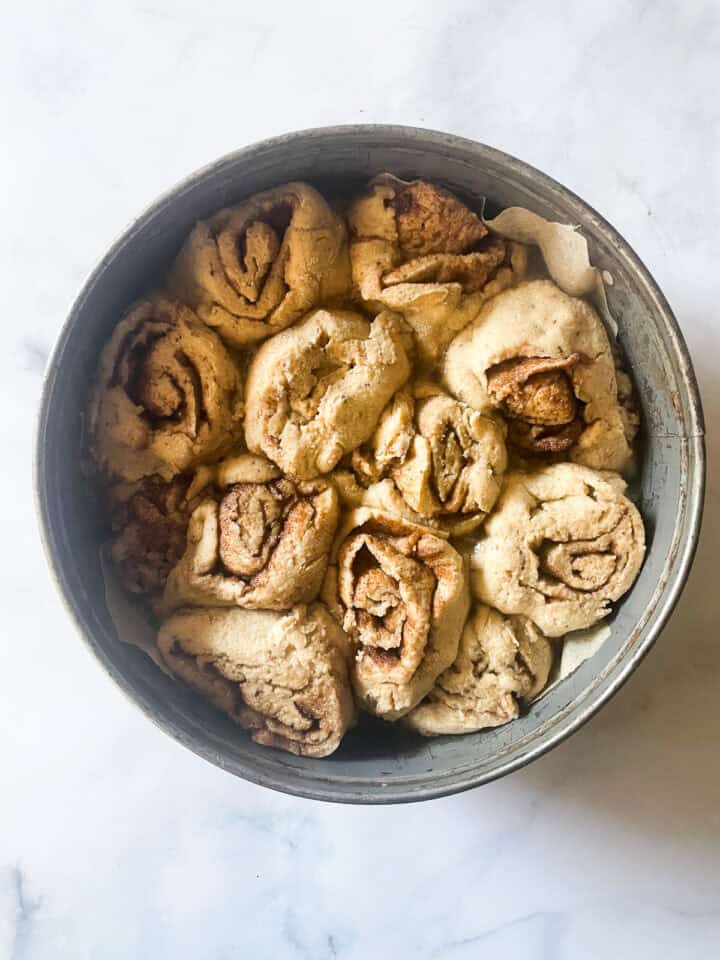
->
[2,1,719,957]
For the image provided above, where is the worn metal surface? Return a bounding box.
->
[35,126,706,803]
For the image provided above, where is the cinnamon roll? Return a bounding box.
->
[471,463,645,636]
[158,604,356,757]
[89,296,244,482]
[322,508,469,719]
[337,389,506,535]
[406,604,553,735]
[444,279,635,471]
[169,182,351,346]
[162,468,339,612]
[244,308,412,479]
[348,175,527,361]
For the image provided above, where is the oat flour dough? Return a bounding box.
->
[322,507,469,720]
[443,279,635,471]
[161,467,339,613]
[348,175,527,361]
[335,388,507,535]
[169,182,351,347]
[405,604,553,735]
[471,463,645,636]
[89,296,244,482]
[244,308,412,479]
[158,604,356,757]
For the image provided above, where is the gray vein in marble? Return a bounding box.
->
[220,810,322,854]
[1,866,41,960]
[281,908,351,960]
[431,911,569,957]
[614,172,676,257]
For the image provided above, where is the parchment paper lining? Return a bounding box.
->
[101,545,172,676]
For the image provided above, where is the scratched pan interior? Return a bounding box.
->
[36,126,705,803]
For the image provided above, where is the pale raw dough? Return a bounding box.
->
[405,604,553,735]
[322,507,469,720]
[443,279,634,471]
[89,296,244,482]
[161,473,339,612]
[169,182,351,347]
[186,451,283,501]
[348,174,527,361]
[337,388,507,535]
[350,389,416,484]
[471,463,645,636]
[244,308,412,479]
[157,604,356,758]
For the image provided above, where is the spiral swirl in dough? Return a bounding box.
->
[169,182,351,347]
[244,308,412,480]
[348,175,527,361]
[161,458,339,612]
[89,296,244,482]
[322,508,469,720]
[406,604,553,735]
[443,279,635,471]
[471,463,645,636]
[337,389,507,535]
[158,604,356,758]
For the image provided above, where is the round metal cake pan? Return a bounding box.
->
[35,126,705,803]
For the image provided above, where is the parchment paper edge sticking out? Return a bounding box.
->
[485,206,618,335]
[100,544,173,676]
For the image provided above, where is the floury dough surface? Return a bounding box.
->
[169,181,351,347]
[405,604,553,735]
[471,463,646,636]
[443,279,635,471]
[322,507,469,720]
[244,308,412,479]
[89,296,245,482]
[157,603,356,758]
[348,174,527,361]
[161,470,339,613]
[335,388,507,535]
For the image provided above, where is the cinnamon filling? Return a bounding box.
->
[219,220,280,302]
[218,480,296,578]
[507,419,584,455]
[487,353,586,454]
[351,547,406,654]
[111,476,189,594]
[216,201,294,302]
[431,425,464,503]
[390,180,488,256]
[382,237,507,293]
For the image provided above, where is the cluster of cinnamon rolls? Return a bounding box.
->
[88,175,645,757]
